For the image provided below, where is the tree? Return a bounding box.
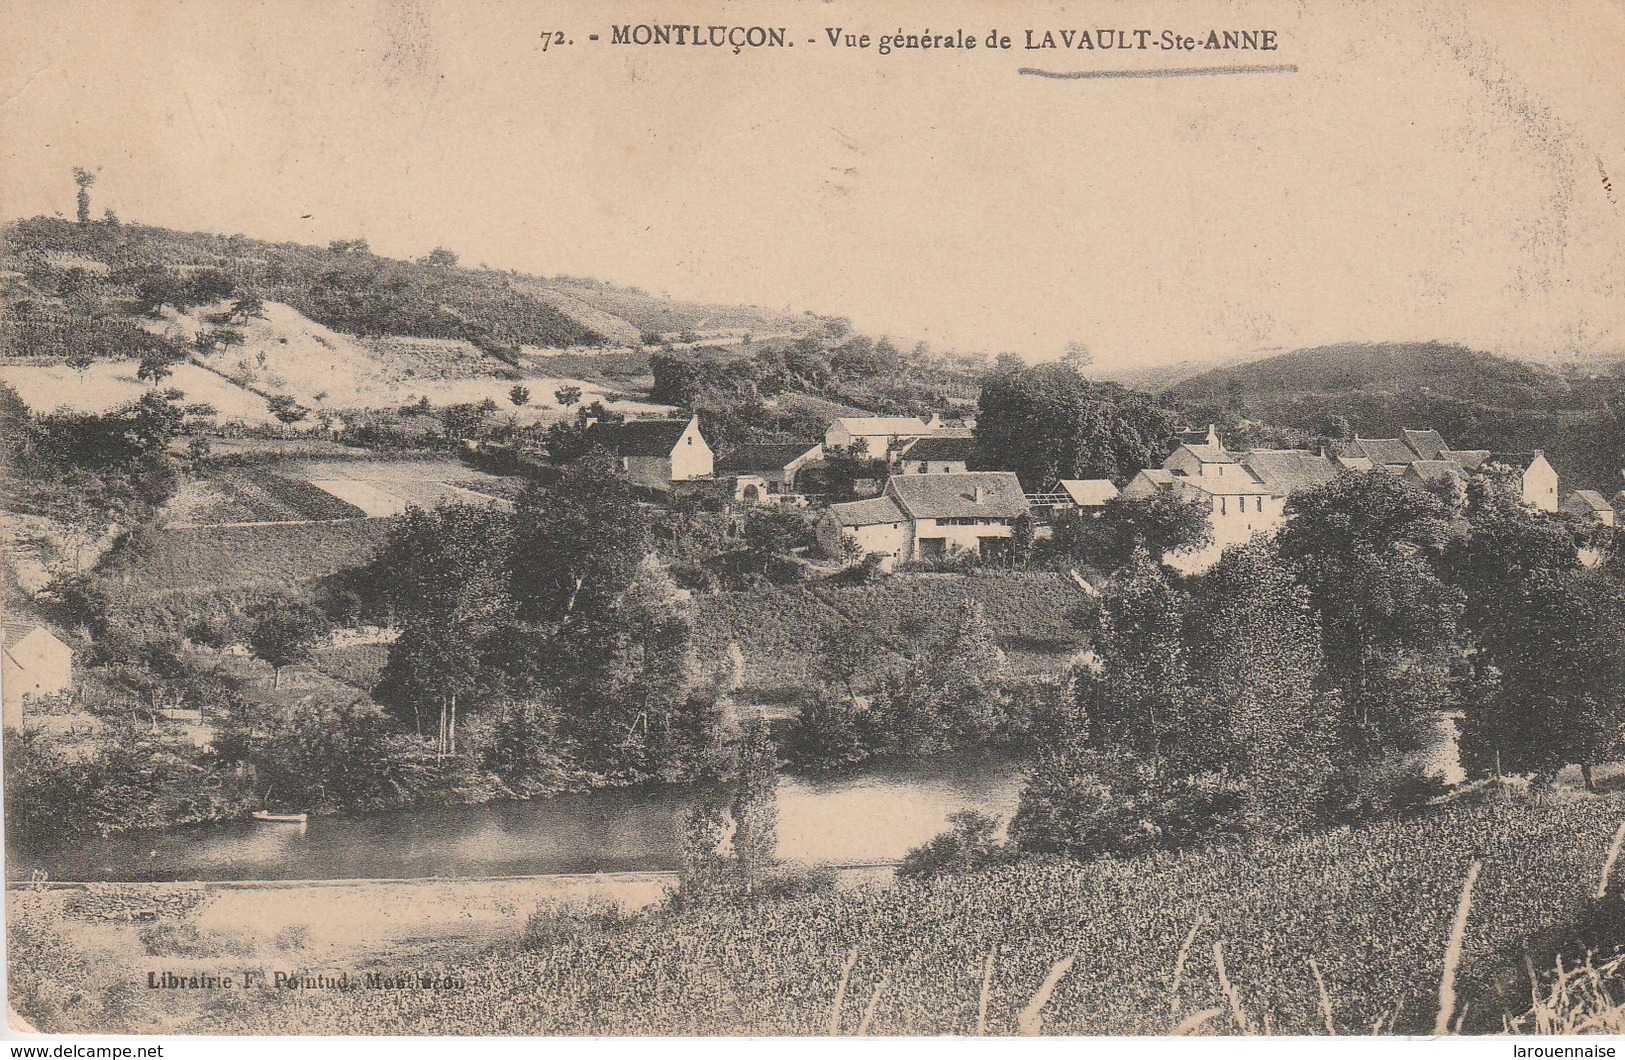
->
[897,810,1009,880]
[975,362,1180,489]
[374,503,514,755]
[65,350,94,378]
[1457,568,1625,789]
[729,717,779,893]
[1046,492,1212,572]
[1061,341,1093,371]
[244,598,329,689]
[421,246,459,268]
[230,291,265,321]
[73,167,95,224]
[267,394,309,425]
[553,384,582,409]
[1274,472,1465,812]
[509,385,532,408]
[1448,494,1623,788]
[136,345,184,386]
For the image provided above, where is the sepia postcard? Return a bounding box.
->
[2,0,1624,1042]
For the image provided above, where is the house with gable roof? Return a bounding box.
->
[586,415,713,492]
[3,624,72,730]
[824,415,946,459]
[1562,489,1615,527]
[818,471,1030,562]
[1485,451,1559,512]
[896,434,977,475]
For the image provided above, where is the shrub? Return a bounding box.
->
[897,810,1012,881]
[521,897,635,952]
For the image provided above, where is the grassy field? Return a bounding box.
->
[10,795,1622,1035]
[102,520,394,595]
[691,572,1089,696]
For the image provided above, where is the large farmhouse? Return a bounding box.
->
[588,415,713,492]
[819,471,1030,563]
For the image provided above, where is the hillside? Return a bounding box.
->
[1153,342,1625,493]
[0,216,815,359]
[1166,342,1572,408]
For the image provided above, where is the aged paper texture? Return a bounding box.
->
[2,0,1624,1038]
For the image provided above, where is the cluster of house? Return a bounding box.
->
[584,412,1614,572]
[1118,426,1599,573]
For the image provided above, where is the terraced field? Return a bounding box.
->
[691,572,1089,696]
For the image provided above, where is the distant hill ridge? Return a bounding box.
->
[1164,341,1569,407]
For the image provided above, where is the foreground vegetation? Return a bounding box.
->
[11,794,1625,1035]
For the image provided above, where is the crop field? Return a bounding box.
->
[288,458,517,516]
[691,573,1088,694]
[0,361,277,424]
[19,795,1621,1035]
[164,468,367,526]
[102,520,394,595]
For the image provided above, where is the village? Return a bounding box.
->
[4,218,1625,1041]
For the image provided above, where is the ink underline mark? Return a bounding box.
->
[1018,63,1300,80]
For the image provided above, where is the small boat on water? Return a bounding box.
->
[251,811,309,824]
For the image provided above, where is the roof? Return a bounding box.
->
[1440,448,1491,470]
[1058,479,1120,506]
[828,495,906,527]
[1349,437,1422,467]
[900,436,977,462]
[1174,442,1235,464]
[717,442,820,474]
[1401,429,1448,460]
[831,416,938,437]
[587,417,695,457]
[1336,455,1375,473]
[1567,489,1612,512]
[1135,468,1176,485]
[887,472,1030,520]
[1238,449,1338,496]
[1404,460,1466,485]
[1487,451,1546,471]
[2,625,68,670]
[1174,476,1273,497]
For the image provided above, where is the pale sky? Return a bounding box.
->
[2,0,1622,371]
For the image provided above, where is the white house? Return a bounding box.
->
[824,415,945,459]
[1121,431,1334,573]
[3,625,72,729]
[1486,452,1559,512]
[588,415,713,492]
[820,471,1030,563]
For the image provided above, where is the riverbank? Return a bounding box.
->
[11,757,1023,882]
[6,867,895,1033]
[11,796,1621,1035]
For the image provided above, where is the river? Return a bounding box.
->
[10,758,1025,883]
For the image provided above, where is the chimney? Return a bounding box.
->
[973,485,986,504]
[1206,424,1219,447]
